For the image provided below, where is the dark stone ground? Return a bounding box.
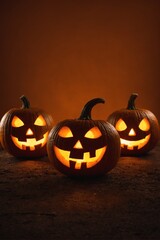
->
[0,142,160,240]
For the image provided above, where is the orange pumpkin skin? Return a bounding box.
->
[47,98,120,177]
[107,93,160,156]
[0,96,53,159]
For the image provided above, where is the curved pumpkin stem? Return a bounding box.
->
[78,98,105,120]
[127,93,138,110]
[20,95,30,109]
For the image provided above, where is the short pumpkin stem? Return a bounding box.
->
[127,93,138,110]
[20,95,30,109]
[78,98,105,120]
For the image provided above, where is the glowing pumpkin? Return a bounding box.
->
[0,95,53,158]
[47,98,120,177]
[107,93,160,156]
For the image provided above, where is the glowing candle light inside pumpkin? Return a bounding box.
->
[0,95,53,158]
[107,93,160,156]
[47,98,120,177]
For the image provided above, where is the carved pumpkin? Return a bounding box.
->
[47,98,120,177]
[107,93,160,156]
[0,95,53,158]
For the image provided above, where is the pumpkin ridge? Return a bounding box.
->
[107,93,160,156]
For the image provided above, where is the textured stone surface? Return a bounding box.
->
[0,143,160,240]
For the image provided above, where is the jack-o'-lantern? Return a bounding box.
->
[47,98,120,177]
[107,93,160,156]
[0,95,53,158]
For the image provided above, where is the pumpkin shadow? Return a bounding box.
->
[53,173,110,191]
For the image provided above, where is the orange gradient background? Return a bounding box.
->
[1,0,160,124]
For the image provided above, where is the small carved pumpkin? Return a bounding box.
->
[47,98,120,177]
[0,95,53,158]
[107,93,160,156]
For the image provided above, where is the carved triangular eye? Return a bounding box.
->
[58,126,73,138]
[115,119,127,131]
[85,127,102,139]
[139,118,150,131]
[12,116,24,127]
[34,115,46,126]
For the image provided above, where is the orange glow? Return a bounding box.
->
[128,128,136,136]
[120,134,151,150]
[115,119,127,131]
[84,127,102,138]
[58,126,73,137]
[11,132,49,151]
[73,140,83,149]
[11,116,24,127]
[139,118,150,131]
[34,115,46,126]
[26,128,34,135]
[54,146,107,169]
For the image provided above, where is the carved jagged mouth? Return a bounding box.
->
[11,132,49,151]
[54,146,107,169]
[120,134,151,150]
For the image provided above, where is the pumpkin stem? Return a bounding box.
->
[78,98,105,120]
[127,93,138,110]
[20,95,30,109]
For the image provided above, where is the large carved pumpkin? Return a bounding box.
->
[107,93,160,156]
[0,95,53,158]
[47,98,120,177]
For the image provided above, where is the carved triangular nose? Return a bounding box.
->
[73,140,83,149]
[128,128,136,136]
[26,128,34,135]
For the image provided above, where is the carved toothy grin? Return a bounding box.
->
[120,134,151,150]
[11,132,49,151]
[54,146,107,169]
